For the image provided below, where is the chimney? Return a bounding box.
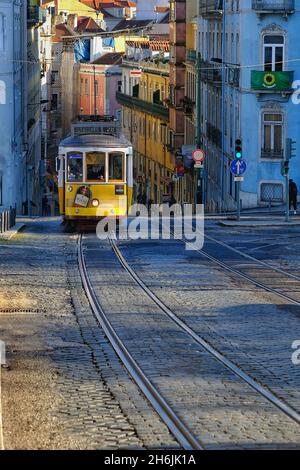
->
[67,14,78,30]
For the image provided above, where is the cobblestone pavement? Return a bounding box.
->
[82,233,300,449]
[116,224,300,418]
[0,218,177,449]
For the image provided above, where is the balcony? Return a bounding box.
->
[200,60,222,85]
[225,65,240,88]
[116,92,169,121]
[252,0,295,14]
[251,70,294,93]
[27,6,47,26]
[261,149,284,159]
[199,0,223,18]
[186,49,197,63]
[182,97,195,116]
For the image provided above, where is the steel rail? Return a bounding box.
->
[174,226,300,307]
[110,237,300,427]
[78,235,203,451]
[204,231,300,283]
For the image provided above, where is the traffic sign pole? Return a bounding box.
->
[237,180,241,222]
[230,159,247,221]
[286,173,290,223]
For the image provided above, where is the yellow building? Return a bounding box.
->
[179,0,198,206]
[44,0,102,21]
[117,41,173,204]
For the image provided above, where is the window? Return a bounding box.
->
[109,152,124,181]
[261,183,283,203]
[262,113,283,158]
[51,93,58,110]
[85,79,88,95]
[86,152,105,181]
[0,14,5,53]
[0,80,6,105]
[67,153,83,182]
[264,35,284,72]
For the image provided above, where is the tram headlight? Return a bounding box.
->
[67,186,73,192]
[91,199,99,207]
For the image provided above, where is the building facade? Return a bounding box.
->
[199,0,300,211]
[117,39,173,203]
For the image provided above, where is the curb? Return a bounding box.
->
[0,223,25,240]
[219,219,300,227]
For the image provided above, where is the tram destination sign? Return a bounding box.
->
[72,122,119,137]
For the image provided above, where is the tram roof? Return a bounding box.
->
[59,134,131,149]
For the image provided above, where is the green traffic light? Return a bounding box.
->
[236,152,242,159]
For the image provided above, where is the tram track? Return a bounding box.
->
[78,234,203,451]
[109,237,300,428]
[170,226,300,308]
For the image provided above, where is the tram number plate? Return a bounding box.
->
[75,194,89,207]
[115,185,124,195]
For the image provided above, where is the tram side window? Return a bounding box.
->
[86,152,106,181]
[109,152,124,181]
[67,153,83,182]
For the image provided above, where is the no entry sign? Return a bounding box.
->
[192,149,205,164]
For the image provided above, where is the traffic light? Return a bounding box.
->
[281,160,289,176]
[235,139,242,159]
[286,138,296,160]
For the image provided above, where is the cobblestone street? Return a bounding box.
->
[0,219,176,450]
[0,218,299,450]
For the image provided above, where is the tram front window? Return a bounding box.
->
[67,153,83,182]
[86,152,105,181]
[109,152,124,181]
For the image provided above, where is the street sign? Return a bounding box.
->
[234,176,244,182]
[194,162,204,169]
[230,159,247,176]
[192,149,205,164]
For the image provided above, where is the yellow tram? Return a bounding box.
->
[57,134,133,229]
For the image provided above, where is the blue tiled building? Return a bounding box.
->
[198,0,300,210]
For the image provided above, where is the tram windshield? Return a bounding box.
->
[86,152,105,182]
[109,152,124,181]
[67,153,83,182]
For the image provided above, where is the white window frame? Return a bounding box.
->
[263,34,285,72]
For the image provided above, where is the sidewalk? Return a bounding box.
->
[208,205,300,227]
[219,217,300,227]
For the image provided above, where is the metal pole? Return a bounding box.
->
[286,174,290,223]
[237,180,241,222]
[196,53,202,206]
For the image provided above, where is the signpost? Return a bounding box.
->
[284,138,297,222]
[230,140,246,221]
[193,149,205,203]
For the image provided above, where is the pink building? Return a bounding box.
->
[78,53,123,118]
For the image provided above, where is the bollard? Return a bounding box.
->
[0,341,5,366]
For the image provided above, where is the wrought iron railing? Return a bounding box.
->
[252,0,294,11]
